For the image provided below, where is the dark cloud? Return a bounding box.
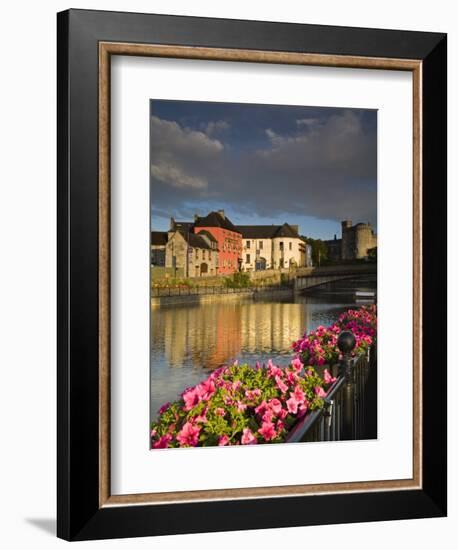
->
[150,108,377,227]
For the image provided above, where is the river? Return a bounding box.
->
[150,277,376,418]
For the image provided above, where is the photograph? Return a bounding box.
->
[149,100,378,448]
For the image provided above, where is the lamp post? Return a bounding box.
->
[337,330,356,440]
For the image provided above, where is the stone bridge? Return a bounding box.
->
[294,264,377,293]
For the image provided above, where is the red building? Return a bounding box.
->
[194,210,242,275]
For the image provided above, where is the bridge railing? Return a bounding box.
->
[285,333,376,443]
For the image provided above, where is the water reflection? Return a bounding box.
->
[150,278,376,417]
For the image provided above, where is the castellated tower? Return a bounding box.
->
[341,220,354,260]
[341,220,377,260]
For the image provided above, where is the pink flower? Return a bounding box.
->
[268,398,282,415]
[291,357,303,373]
[314,386,327,398]
[218,435,230,446]
[236,401,247,412]
[297,403,309,418]
[291,385,305,403]
[176,422,201,447]
[258,421,277,441]
[193,412,208,424]
[232,380,242,392]
[255,400,268,417]
[241,428,257,445]
[323,369,337,385]
[285,370,298,385]
[152,433,172,449]
[286,396,300,415]
[245,388,261,401]
[275,375,288,394]
[157,402,170,415]
[182,388,200,411]
[215,407,226,417]
[267,360,283,378]
[262,409,274,423]
[198,379,216,401]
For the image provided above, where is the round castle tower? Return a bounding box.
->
[341,220,377,260]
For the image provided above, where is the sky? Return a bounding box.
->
[150,100,377,240]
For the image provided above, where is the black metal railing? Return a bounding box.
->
[285,332,376,444]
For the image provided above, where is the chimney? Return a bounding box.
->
[218,209,225,219]
[170,217,175,230]
[194,214,199,222]
[341,220,352,230]
[334,234,337,240]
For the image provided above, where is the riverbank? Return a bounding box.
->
[151,286,294,307]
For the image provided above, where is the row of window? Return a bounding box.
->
[195,249,212,261]
[222,239,241,253]
[245,240,297,251]
[245,240,263,250]
[221,258,236,268]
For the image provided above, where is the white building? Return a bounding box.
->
[236,223,308,271]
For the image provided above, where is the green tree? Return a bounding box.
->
[301,236,328,266]
[367,246,377,262]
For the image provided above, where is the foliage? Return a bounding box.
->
[367,246,377,261]
[152,277,195,289]
[223,272,252,288]
[301,236,328,266]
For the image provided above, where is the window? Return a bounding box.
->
[195,249,199,259]
[279,242,284,251]
[246,240,251,249]
[246,254,251,264]
[202,250,205,260]
[259,241,263,249]
[289,242,292,251]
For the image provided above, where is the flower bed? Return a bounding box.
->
[150,305,377,449]
[292,305,376,366]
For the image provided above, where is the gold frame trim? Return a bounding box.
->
[99,42,422,507]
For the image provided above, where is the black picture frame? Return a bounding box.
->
[57,8,447,541]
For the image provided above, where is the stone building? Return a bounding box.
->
[236,223,308,271]
[150,231,168,266]
[324,220,377,261]
[341,220,377,260]
[323,234,342,262]
[165,230,218,277]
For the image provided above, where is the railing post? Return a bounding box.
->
[337,330,356,440]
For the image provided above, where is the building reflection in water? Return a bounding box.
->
[151,298,311,372]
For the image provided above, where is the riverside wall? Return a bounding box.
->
[151,286,294,307]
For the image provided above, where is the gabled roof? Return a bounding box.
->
[196,229,218,243]
[172,220,194,233]
[174,230,212,250]
[235,225,278,239]
[194,211,239,233]
[235,223,300,239]
[150,231,168,246]
[274,223,299,238]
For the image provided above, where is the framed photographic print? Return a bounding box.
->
[57,9,447,541]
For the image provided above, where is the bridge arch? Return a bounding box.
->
[294,267,376,293]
